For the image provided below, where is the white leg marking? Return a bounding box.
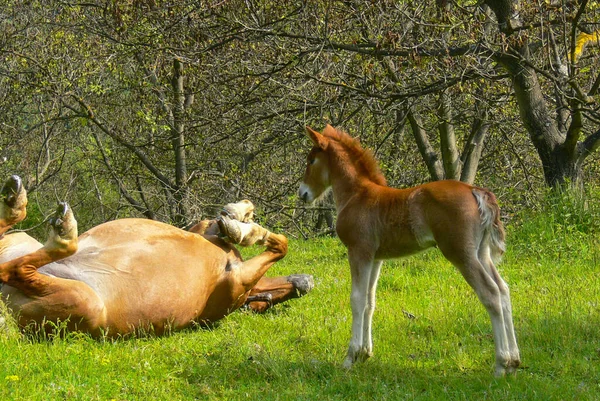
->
[479,243,520,373]
[343,250,374,369]
[475,268,511,376]
[362,260,383,357]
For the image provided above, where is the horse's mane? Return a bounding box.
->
[322,125,387,186]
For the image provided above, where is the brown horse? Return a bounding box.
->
[0,175,312,336]
[299,125,520,376]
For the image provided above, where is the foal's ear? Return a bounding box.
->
[305,126,328,150]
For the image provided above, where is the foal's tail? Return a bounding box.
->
[472,188,506,264]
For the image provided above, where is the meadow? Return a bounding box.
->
[1,201,599,400]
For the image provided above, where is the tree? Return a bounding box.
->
[1,1,598,237]
[257,1,600,188]
[483,0,600,187]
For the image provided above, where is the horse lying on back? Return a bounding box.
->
[0,175,312,336]
[299,125,520,377]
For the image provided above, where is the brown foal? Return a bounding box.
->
[299,125,520,376]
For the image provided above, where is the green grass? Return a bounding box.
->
[1,218,599,400]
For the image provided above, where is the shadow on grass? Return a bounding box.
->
[178,353,534,401]
[172,307,600,401]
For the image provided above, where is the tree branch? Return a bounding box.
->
[482,0,522,34]
[589,71,600,97]
[460,98,490,184]
[406,106,444,181]
[65,96,174,189]
[253,28,491,59]
[569,0,589,69]
[437,90,461,180]
[565,103,583,158]
[576,128,600,168]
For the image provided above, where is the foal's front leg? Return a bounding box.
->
[343,248,376,368]
[362,260,383,360]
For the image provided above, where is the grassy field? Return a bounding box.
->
[1,208,599,400]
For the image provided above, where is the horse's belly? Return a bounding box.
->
[375,223,436,259]
[43,236,229,333]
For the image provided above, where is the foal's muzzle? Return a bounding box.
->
[298,183,311,203]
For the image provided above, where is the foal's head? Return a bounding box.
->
[298,126,332,204]
[298,125,386,204]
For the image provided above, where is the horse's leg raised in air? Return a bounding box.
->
[343,247,376,368]
[0,175,28,235]
[0,203,106,333]
[217,216,288,291]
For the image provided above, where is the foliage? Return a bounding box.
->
[0,1,599,236]
[510,184,600,256]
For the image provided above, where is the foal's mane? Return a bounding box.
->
[322,125,387,186]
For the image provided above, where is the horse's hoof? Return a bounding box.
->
[221,200,255,223]
[217,215,242,244]
[287,274,314,297]
[49,202,75,238]
[1,175,23,207]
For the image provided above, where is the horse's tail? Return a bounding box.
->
[472,188,506,264]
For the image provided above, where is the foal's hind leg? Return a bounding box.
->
[479,247,520,372]
[441,247,512,376]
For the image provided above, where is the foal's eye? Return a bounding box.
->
[309,158,316,165]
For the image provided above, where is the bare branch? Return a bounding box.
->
[576,128,600,168]
[65,96,174,189]
[91,130,156,220]
[406,106,444,181]
[437,90,461,180]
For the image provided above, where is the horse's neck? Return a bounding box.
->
[330,161,381,211]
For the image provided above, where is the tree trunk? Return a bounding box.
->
[406,106,444,181]
[460,101,490,184]
[170,58,189,227]
[437,90,461,180]
[486,0,584,187]
[497,52,582,186]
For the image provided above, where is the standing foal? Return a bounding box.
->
[298,125,520,376]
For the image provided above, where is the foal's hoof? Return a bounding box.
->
[342,357,355,370]
[1,175,23,208]
[494,364,518,378]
